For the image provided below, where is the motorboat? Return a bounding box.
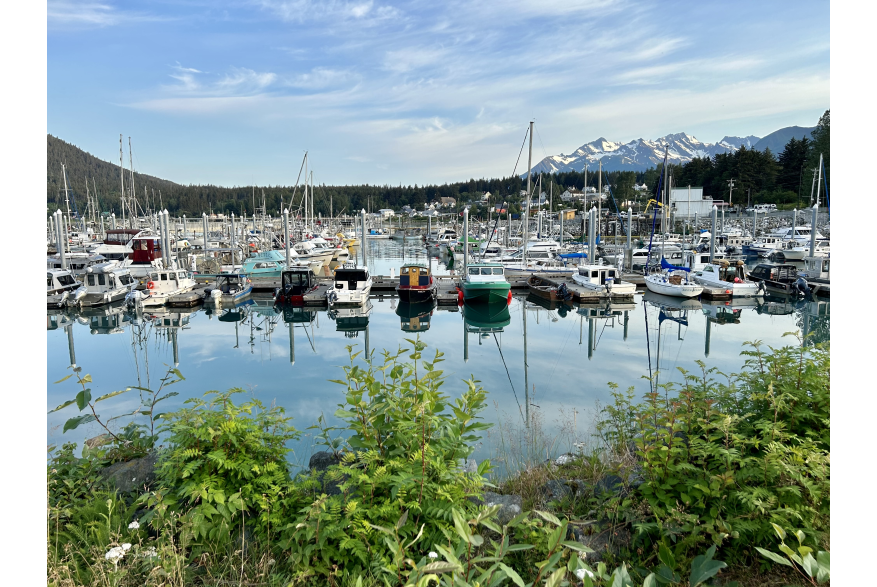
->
[310,237,349,267]
[47,252,109,277]
[691,261,763,298]
[461,262,511,305]
[396,263,436,303]
[76,263,137,307]
[121,234,168,281]
[242,250,323,289]
[779,240,830,261]
[327,264,372,306]
[274,267,319,305]
[293,240,335,268]
[572,264,637,297]
[365,228,391,239]
[47,269,82,308]
[644,260,704,298]
[747,235,786,257]
[747,263,811,297]
[684,249,728,272]
[127,268,198,308]
[527,276,573,303]
[203,274,253,307]
[798,256,830,297]
[427,229,457,248]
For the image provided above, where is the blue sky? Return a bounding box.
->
[48,0,829,187]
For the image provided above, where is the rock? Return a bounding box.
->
[625,466,645,490]
[458,458,478,474]
[542,479,573,502]
[594,474,624,497]
[100,452,160,493]
[554,453,576,466]
[572,525,632,562]
[470,492,523,525]
[307,451,344,496]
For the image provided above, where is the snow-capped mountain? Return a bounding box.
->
[527,132,762,175]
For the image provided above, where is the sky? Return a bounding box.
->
[47,0,830,187]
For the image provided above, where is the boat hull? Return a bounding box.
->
[462,281,511,304]
[645,275,703,298]
[396,285,436,303]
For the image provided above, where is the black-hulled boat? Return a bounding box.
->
[274,267,317,305]
[396,264,436,302]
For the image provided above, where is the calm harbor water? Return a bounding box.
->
[47,240,829,471]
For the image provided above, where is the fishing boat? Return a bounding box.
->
[691,260,763,298]
[798,257,830,297]
[76,263,137,307]
[127,268,198,308]
[203,274,253,307]
[47,269,82,308]
[327,263,372,306]
[242,250,323,289]
[395,300,435,332]
[274,267,319,305]
[572,264,637,297]
[747,263,811,296]
[396,263,436,302]
[644,259,704,298]
[779,239,830,261]
[461,262,511,304]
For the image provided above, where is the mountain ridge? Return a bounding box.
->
[527,126,813,175]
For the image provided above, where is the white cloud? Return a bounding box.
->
[48,0,165,27]
[253,0,399,24]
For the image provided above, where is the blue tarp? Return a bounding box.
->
[661,257,691,272]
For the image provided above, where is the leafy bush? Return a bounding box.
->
[595,335,830,565]
[143,388,300,549]
[281,340,494,582]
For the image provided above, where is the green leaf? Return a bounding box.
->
[534,510,562,527]
[75,388,92,411]
[505,544,535,552]
[53,374,73,384]
[548,522,567,551]
[63,414,96,433]
[800,553,818,578]
[689,548,726,587]
[659,543,676,570]
[48,399,77,414]
[420,561,461,574]
[754,547,792,568]
[561,541,594,553]
[770,523,786,541]
[498,563,525,587]
[643,573,658,587]
[93,389,132,403]
[396,510,408,530]
[545,568,566,587]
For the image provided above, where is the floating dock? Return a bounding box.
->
[530,273,636,303]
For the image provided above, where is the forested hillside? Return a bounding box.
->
[46,110,829,218]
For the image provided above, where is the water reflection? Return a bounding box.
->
[396,300,436,333]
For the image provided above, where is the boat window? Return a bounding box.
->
[608,270,616,278]
[58,274,75,286]
[87,274,96,286]
[178,272,186,279]
[591,271,599,278]
[151,273,158,280]
[119,274,132,285]
[492,267,503,275]
[48,276,53,287]
[161,273,168,281]
[468,267,479,275]
[704,266,714,272]
[98,274,106,286]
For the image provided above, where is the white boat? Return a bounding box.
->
[748,235,786,257]
[780,240,830,261]
[76,263,137,307]
[327,264,372,306]
[645,260,704,298]
[310,237,349,267]
[684,249,727,272]
[691,262,763,298]
[47,252,109,277]
[47,269,82,308]
[293,240,335,268]
[128,268,197,308]
[571,264,636,296]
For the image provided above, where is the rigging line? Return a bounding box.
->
[534,123,550,162]
[492,332,526,424]
[510,126,531,179]
[644,299,654,389]
[596,314,611,348]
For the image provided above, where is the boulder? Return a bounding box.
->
[470,492,523,525]
[460,458,478,474]
[594,474,624,497]
[542,479,573,502]
[554,453,576,466]
[307,451,343,496]
[572,525,631,562]
[100,452,160,493]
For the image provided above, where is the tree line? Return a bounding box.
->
[47,110,828,219]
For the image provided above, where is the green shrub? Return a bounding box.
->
[280,340,494,582]
[142,388,300,551]
[595,336,830,565]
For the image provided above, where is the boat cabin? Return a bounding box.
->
[131,236,164,265]
[103,229,141,246]
[213,274,249,294]
[148,269,194,291]
[333,266,370,292]
[47,269,80,294]
[281,267,316,295]
[399,264,432,288]
[749,264,799,283]
[47,253,108,275]
[576,265,620,287]
[466,264,505,281]
[802,257,830,280]
[697,261,747,283]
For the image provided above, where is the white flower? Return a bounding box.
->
[121,543,132,551]
[428,552,438,559]
[128,521,140,530]
[575,568,595,580]
[141,546,159,559]
[105,547,125,561]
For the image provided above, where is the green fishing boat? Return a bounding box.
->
[461,262,511,305]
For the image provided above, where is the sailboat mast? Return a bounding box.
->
[525,121,533,266]
[119,135,126,227]
[128,137,136,221]
[598,161,602,239]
